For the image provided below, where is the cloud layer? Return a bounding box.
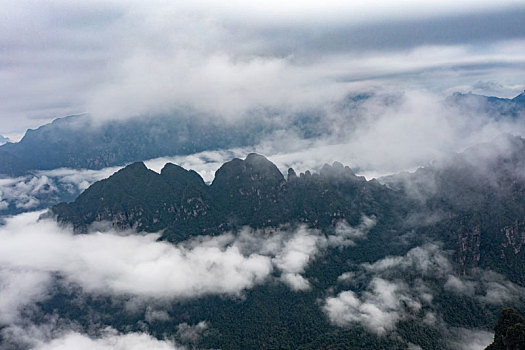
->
[1,1,524,135]
[324,277,421,334]
[0,211,376,326]
[2,324,181,350]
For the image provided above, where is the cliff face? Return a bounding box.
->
[381,136,525,283]
[501,222,525,255]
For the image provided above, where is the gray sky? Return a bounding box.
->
[1,0,525,138]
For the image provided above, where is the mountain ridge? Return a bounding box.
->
[52,153,398,241]
[2,91,524,177]
[52,137,525,285]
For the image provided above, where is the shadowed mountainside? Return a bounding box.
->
[486,308,525,350]
[52,153,400,241]
[53,137,525,284]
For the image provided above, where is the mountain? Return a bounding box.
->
[2,91,523,177]
[0,104,333,177]
[0,135,9,146]
[45,140,525,349]
[0,112,277,176]
[381,136,525,282]
[448,91,525,118]
[0,149,31,177]
[4,103,525,349]
[486,308,525,350]
[52,139,525,283]
[52,153,402,242]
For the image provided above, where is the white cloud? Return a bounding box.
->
[144,307,171,323]
[0,211,273,322]
[327,217,376,247]
[444,275,477,296]
[272,227,321,291]
[328,242,524,335]
[39,167,121,192]
[361,243,452,276]
[448,327,494,350]
[0,267,52,324]
[0,211,375,327]
[324,278,421,335]
[0,176,56,210]
[444,269,525,305]
[176,321,208,344]
[0,167,120,213]
[477,270,525,305]
[3,82,525,186]
[35,331,179,350]
[3,324,181,350]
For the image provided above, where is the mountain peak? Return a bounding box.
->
[320,162,357,179]
[113,161,149,177]
[212,153,285,188]
[161,162,205,187]
[512,90,525,104]
[245,152,268,162]
[126,161,147,170]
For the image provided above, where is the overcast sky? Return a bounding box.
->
[1,0,525,137]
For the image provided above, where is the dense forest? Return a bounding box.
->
[36,136,525,349]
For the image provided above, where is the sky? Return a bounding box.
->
[1,0,525,138]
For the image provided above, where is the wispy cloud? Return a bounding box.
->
[324,277,422,334]
[325,242,524,335]
[0,211,375,326]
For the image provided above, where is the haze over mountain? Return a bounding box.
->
[0,91,524,178]
[2,1,525,349]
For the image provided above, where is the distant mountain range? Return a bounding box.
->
[0,105,328,177]
[448,90,525,118]
[0,112,274,176]
[1,91,524,177]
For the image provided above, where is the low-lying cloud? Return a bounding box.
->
[324,242,524,336]
[0,212,272,309]
[35,330,178,350]
[324,277,422,335]
[445,269,525,305]
[0,167,120,214]
[0,211,375,326]
[2,323,181,350]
